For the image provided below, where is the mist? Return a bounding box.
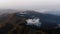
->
[0,0,60,15]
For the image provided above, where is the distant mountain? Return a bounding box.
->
[44,10,60,15]
[15,10,60,29]
[0,9,20,15]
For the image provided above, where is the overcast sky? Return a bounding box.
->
[0,0,60,11]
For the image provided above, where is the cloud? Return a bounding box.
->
[26,18,41,26]
[0,0,60,11]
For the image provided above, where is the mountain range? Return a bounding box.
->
[0,9,60,34]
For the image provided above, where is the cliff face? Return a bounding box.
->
[0,13,45,34]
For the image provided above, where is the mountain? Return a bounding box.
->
[16,10,59,29]
[0,10,60,29]
[15,10,60,34]
[0,10,60,34]
[44,10,60,15]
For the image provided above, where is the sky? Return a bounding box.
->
[0,0,60,12]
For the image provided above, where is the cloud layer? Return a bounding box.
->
[0,0,60,11]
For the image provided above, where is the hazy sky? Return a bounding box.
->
[0,0,60,11]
